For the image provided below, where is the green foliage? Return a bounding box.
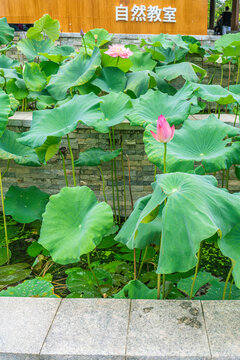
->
[27,14,60,41]
[74,148,121,167]
[0,17,14,45]
[0,278,58,297]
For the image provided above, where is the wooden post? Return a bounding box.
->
[209,0,215,29]
[231,0,239,31]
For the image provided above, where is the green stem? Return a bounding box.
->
[112,128,120,223]
[236,58,240,85]
[162,274,166,299]
[163,143,167,173]
[220,64,223,87]
[222,169,225,188]
[218,104,221,119]
[134,248,137,280]
[69,87,74,98]
[234,103,239,127]
[116,56,120,67]
[137,246,148,279]
[222,265,234,300]
[87,253,102,296]
[226,169,229,190]
[121,143,126,221]
[82,38,87,55]
[59,151,69,187]
[190,243,202,299]
[228,278,234,300]
[99,165,107,203]
[157,273,162,299]
[67,134,76,186]
[0,171,10,264]
[2,160,11,178]
[109,132,117,221]
[154,165,157,182]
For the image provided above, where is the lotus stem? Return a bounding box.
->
[134,248,137,280]
[154,165,157,181]
[163,143,167,173]
[87,252,102,296]
[137,246,148,279]
[157,273,162,299]
[228,278,234,300]
[99,165,107,203]
[69,87,74,98]
[222,265,234,300]
[234,103,239,127]
[190,243,202,299]
[0,170,10,264]
[222,169,225,188]
[126,154,134,211]
[228,61,231,90]
[120,138,126,221]
[112,128,120,223]
[67,134,76,186]
[116,56,120,67]
[82,37,88,55]
[236,58,240,85]
[2,160,11,178]
[226,169,229,190]
[59,150,69,187]
[109,131,117,221]
[218,104,221,119]
[220,64,223,87]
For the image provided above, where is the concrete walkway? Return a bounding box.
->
[0,298,239,359]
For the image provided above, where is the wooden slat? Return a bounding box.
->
[0,0,208,35]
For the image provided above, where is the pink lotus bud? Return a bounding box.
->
[150,115,175,143]
[80,29,84,37]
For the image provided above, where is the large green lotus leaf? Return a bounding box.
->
[18,93,102,148]
[115,194,162,249]
[74,148,121,167]
[0,278,58,297]
[0,17,14,45]
[6,78,29,100]
[156,62,206,82]
[66,267,112,296]
[36,95,57,110]
[125,71,152,98]
[84,92,131,133]
[191,83,240,105]
[23,63,47,92]
[5,185,49,223]
[35,136,61,163]
[129,52,157,72]
[126,89,191,128]
[101,49,133,73]
[91,67,127,93]
[215,33,240,51]
[27,14,60,41]
[17,39,54,61]
[223,43,240,57]
[47,47,101,100]
[0,247,11,265]
[0,263,31,286]
[218,219,240,288]
[40,45,75,63]
[0,89,10,137]
[125,173,240,274]
[114,280,157,299]
[0,54,19,69]
[84,28,112,48]
[0,130,41,166]
[40,61,59,77]
[144,115,240,173]
[38,186,113,264]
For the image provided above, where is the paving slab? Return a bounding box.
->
[40,298,130,360]
[126,300,211,359]
[0,297,61,360]
[202,300,240,359]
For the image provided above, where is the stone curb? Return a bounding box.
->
[0,298,239,359]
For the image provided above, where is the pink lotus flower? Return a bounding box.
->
[150,115,175,143]
[104,44,133,59]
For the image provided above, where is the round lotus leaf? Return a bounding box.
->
[5,186,49,223]
[126,89,191,127]
[144,115,240,173]
[18,93,102,148]
[156,62,206,82]
[74,147,121,167]
[114,280,157,299]
[91,67,127,93]
[38,186,113,264]
[23,62,47,92]
[17,38,54,62]
[0,129,41,166]
[27,14,60,42]
[0,278,58,297]
[0,17,14,45]
[191,83,240,105]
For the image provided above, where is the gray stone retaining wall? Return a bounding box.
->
[1,113,239,216]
